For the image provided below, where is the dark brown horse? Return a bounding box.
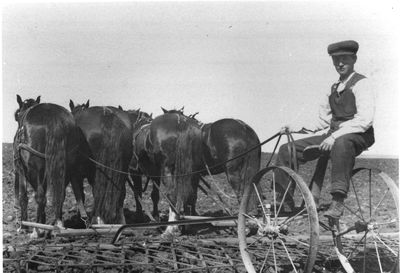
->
[200,118,261,212]
[132,109,261,234]
[116,106,155,220]
[142,108,203,235]
[14,95,89,238]
[201,118,261,201]
[157,114,261,217]
[69,100,133,224]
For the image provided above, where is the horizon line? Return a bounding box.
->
[2,142,398,160]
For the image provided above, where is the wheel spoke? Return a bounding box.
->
[272,240,278,273]
[253,183,267,217]
[371,188,390,218]
[374,240,384,273]
[260,242,273,272]
[371,230,398,256]
[242,213,262,228]
[278,238,299,273]
[343,203,365,222]
[246,241,272,259]
[369,169,372,219]
[248,235,266,248]
[350,178,366,222]
[279,207,307,226]
[363,230,367,273]
[274,178,293,225]
[278,233,310,248]
[341,231,368,260]
[272,172,277,225]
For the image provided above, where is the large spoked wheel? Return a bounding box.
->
[238,166,319,273]
[333,168,399,273]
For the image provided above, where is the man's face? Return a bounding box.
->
[332,54,357,79]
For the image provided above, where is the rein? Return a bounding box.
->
[16,143,80,159]
[15,130,297,179]
[76,132,284,178]
[17,144,47,158]
[131,131,283,178]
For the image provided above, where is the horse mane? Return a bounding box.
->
[15,95,41,122]
[161,106,201,124]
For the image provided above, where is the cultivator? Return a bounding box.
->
[3,235,245,273]
[3,233,343,273]
[7,223,383,273]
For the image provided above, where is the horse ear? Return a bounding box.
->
[69,100,75,111]
[85,100,90,108]
[150,113,153,118]
[118,105,123,110]
[36,96,41,103]
[17,95,23,107]
[161,107,167,113]
[180,106,184,112]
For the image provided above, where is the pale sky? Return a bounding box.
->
[2,1,400,156]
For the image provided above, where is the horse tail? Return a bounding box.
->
[44,118,68,222]
[174,126,200,213]
[245,126,261,186]
[93,112,127,224]
[242,125,262,212]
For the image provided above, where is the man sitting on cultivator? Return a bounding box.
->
[276,40,375,220]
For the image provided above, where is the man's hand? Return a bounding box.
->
[320,135,335,151]
[280,125,291,135]
[280,125,308,135]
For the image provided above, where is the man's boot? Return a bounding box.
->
[323,192,345,219]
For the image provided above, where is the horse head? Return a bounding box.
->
[160,107,202,126]
[161,106,185,115]
[124,108,153,130]
[69,99,90,115]
[15,95,41,122]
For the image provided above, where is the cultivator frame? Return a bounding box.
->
[3,236,246,273]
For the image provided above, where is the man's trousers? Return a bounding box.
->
[275,129,374,198]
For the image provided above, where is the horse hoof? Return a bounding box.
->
[54,220,64,230]
[29,228,46,239]
[161,229,181,240]
[160,232,174,241]
[95,217,105,225]
[17,226,28,234]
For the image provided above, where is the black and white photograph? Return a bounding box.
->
[2,1,399,272]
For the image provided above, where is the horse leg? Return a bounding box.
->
[162,206,182,239]
[14,172,20,209]
[162,167,181,237]
[70,172,88,221]
[184,176,200,216]
[131,173,144,219]
[118,189,126,225]
[32,174,46,239]
[151,178,160,221]
[52,177,66,230]
[17,173,29,233]
[225,167,243,204]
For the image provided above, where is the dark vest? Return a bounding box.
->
[329,73,366,131]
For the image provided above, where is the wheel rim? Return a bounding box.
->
[238,166,319,273]
[334,168,399,273]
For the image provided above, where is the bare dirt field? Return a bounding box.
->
[2,142,399,272]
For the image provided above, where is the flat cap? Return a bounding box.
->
[327,40,359,56]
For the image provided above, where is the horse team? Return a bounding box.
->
[13,95,261,238]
